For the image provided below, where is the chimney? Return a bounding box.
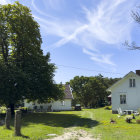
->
[136,70,140,76]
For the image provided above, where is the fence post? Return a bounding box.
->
[14,110,21,136]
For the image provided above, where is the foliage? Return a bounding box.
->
[136,120,140,124]
[70,76,89,106]
[0,106,6,114]
[125,116,132,123]
[70,75,120,107]
[18,107,28,113]
[0,2,64,112]
[110,118,116,123]
[84,77,106,107]
[131,114,135,119]
[0,63,27,107]
[104,106,112,110]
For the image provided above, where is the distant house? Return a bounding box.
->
[107,70,140,113]
[24,84,73,111]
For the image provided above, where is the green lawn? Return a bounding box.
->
[0,108,140,140]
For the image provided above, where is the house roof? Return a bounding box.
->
[107,71,140,92]
[64,85,73,99]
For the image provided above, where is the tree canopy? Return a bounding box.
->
[0,2,64,112]
[70,75,121,108]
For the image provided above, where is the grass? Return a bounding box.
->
[90,108,140,140]
[0,108,140,139]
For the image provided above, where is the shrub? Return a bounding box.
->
[125,116,132,123]
[104,106,111,110]
[19,107,28,113]
[110,118,116,123]
[131,114,135,119]
[136,120,140,124]
[0,107,6,114]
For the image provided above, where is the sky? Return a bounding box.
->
[1,0,140,83]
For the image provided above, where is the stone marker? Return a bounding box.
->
[5,108,11,129]
[14,110,21,136]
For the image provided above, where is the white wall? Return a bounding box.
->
[24,99,72,111]
[111,72,140,111]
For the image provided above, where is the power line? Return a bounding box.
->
[56,64,124,75]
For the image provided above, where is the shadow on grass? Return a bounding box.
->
[20,113,99,128]
[0,113,6,119]
[21,135,30,139]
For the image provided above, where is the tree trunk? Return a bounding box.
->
[5,108,11,129]
[8,104,15,115]
[84,100,88,108]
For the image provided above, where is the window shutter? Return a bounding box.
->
[129,79,132,87]
[123,95,126,104]
[133,79,135,87]
[120,95,126,104]
[120,95,122,104]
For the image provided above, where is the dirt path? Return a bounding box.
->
[46,129,99,140]
[46,111,99,140]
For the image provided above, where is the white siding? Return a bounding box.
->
[24,99,72,111]
[111,72,140,111]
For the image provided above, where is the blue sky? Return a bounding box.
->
[1,0,140,83]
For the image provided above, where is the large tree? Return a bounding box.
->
[83,77,106,108]
[70,75,120,108]
[70,76,89,107]
[0,62,27,111]
[0,2,63,113]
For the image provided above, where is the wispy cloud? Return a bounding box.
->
[0,0,137,67]
[37,0,135,66]
[45,0,65,10]
[0,0,10,5]
[53,24,88,48]
[34,16,69,38]
[83,0,133,45]
[32,0,55,19]
[83,48,115,66]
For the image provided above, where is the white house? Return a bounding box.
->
[24,84,73,111]
[107,70,140,113]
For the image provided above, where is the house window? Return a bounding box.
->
[61,101,65,106]
[120,95,126,104]
[129,79,135,87]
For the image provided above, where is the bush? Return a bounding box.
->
[20,107,27,110]
[104,106,111,110]
[136,120,140,124]
[0,107,6,114]
[125,116,132,123]
[110,118,116,123]
[19,107,28,113]
[131,114,135,119]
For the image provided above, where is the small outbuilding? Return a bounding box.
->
[24,84,73,111]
